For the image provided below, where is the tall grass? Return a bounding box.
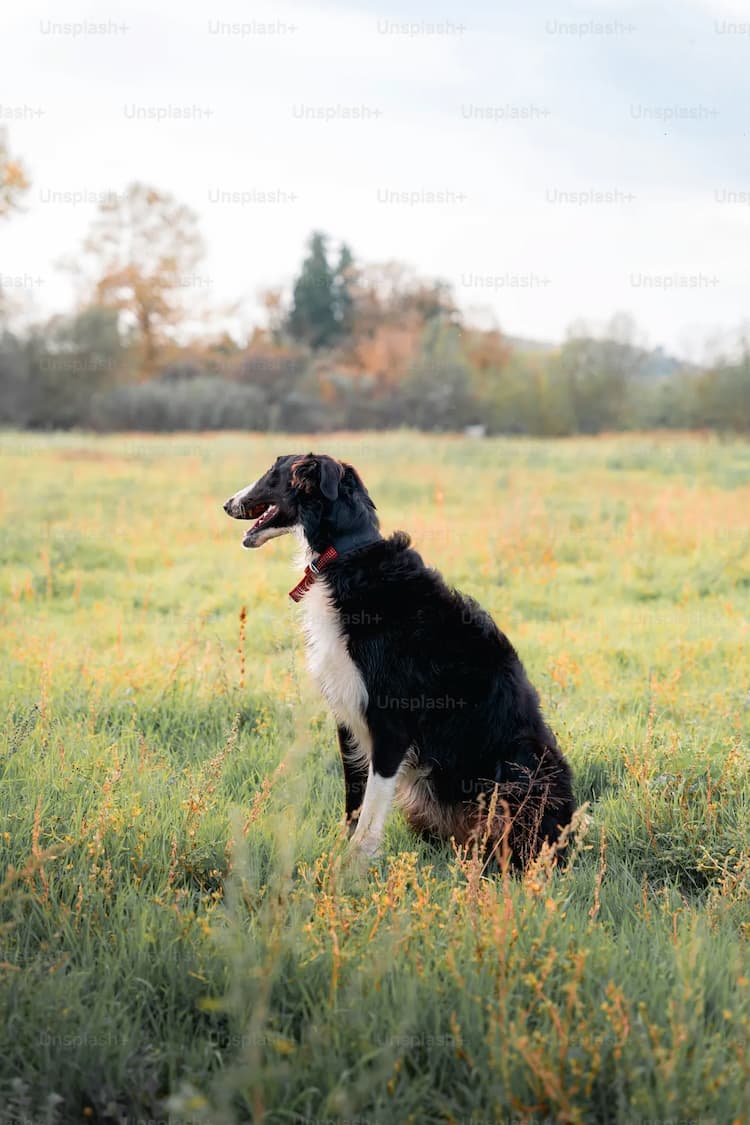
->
[1,430,748,1123]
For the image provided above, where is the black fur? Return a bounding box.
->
[225,453,576,867]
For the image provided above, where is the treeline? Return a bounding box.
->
[0,174,748,434]
[3,301,748,434]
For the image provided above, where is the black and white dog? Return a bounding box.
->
[224,453,575,866]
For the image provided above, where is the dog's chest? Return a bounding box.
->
[299,581,368,727]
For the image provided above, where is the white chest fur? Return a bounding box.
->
[298,579,369,738]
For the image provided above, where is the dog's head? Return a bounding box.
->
[223,452,378,552]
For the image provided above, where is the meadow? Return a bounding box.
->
[0,429,748,1125]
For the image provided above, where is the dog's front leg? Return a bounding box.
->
[347,714,408,858]
[349,764,398,858]
[336,724,369,834]
[348,721,408,856]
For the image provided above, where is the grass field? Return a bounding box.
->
[1,429,749,1125]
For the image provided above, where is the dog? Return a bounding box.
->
[224,453,575,866]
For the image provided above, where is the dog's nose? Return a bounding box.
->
[223,498,233,514]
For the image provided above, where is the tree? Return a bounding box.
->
[286,232,340,349]
[2,307,124,429]
[553,315,646,433]
[286,233,360,350]
[0,330,30,424]
[398,317,474,430]
[333,242,356,337]
[260,288,285,345]
[0,130,30,323]
[689,350,750,432]
[343,261,456,340]
[0,129,29,220]
[72,183,205,375]
[464,328,512,406]
[331,261,459,389]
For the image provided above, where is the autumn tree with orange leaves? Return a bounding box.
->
[332,261,458,391]
[0,129,29,220]
[72,183,205,375]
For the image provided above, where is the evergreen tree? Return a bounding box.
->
[286,232,339,349]
[286,233,359,350]
[333,242,355,338]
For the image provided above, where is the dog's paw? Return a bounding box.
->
[348,830,381,860]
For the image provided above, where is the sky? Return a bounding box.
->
[2,0,749,359]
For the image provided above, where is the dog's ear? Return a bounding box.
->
[318,456,344,500]
[291,454,343,502]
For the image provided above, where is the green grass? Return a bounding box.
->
[1,429,748,1124]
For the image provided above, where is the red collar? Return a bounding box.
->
[288,545,338,602]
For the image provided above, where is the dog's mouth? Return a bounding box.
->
[242,502,289,548]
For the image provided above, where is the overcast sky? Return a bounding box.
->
[2,0,749,358]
